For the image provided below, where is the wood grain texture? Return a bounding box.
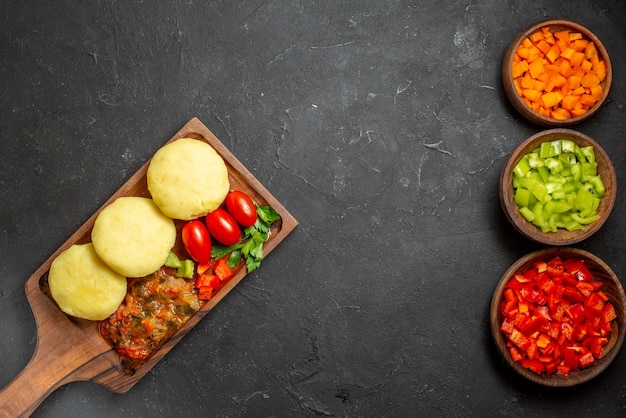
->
[0,118,298,417]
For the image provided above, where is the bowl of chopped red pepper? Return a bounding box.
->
[500,128,616,246]
[502,19,612,127]
[490,247,626,386]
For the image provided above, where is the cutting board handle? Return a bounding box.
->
[0,340,78,417]
[0,277,115,417]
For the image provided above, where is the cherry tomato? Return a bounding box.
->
[181,220,212,263]
[225,190,258,227]
[206,208,241,246]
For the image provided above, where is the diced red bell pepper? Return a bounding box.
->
[575,281,595,297]
[566,303,586,324]
[546,257,564,275]
[536,333,551,349]
[518,301,530,314]
[544,361,558,375]
[541,279,557,295]
[585,292,606,315]
[562,286,584,303]
[197,286,214,301]
[601,302,617,324]
[509,346,524,362]
[521,358,545,374]
[194,274,214,289]
[214,258,234,281]
[561,322,574,341]
[501,319,515,335]
[197,263,212,275]
[510,329,531,351]
[499,256,617,377]
[562,347,580,370]
[521,316,548,336]
[525,289,548,305]
[579,351,595,369]
[504,288,517,302]
[524,268,538,280]
[590,337,608,359]
[557,364,571,377]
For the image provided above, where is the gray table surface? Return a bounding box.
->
[2,1,626,417]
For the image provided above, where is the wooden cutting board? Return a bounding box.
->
[0,118,298,417]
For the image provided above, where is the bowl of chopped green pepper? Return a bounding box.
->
[500,128,616,246]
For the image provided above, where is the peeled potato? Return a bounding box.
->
[147,138,230,220]
[48,243,127,321]
[91,196,176,278]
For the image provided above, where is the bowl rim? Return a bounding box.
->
[502,18,613,127]
[490,247,626,387]
[499,128,617,246]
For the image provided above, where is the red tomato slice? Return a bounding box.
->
[225,190,258,227]
[206,208,241,246]
[181,220,212,263]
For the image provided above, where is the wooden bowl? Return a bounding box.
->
[491,247,626,387]
[500,128,616,246]
[502,19,612,127]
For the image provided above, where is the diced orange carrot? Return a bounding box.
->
[533,80,545,91]
[561,95,579,110]
[527,45,542,62]
[567,75,582,89]
[517,46,530,60]
[590,85,603,101]
[551,108,571,120]
[530,31,544,43]
[581,73,600,88]
[536,40,552,54]
[545,75,567,92]
[545,46,560,63]
[579,94,597,106]
[572,39,588,52]
[531,100,541,112]
[569,51,586,67]
[528,59,546,78]
[511,26,606,121]
[560,47,576,61]
[541,91,562,108]
[584,42,597,59]
[522,88,542,102]
[544,63,561,73]
[554,30,570,41]
[559,85,571,97]
[512,60,529,78]
[558,61,573,77]
[569,32,583,41]
[580,59,593,73]
[513,78,523,96]
[593,60,606,81]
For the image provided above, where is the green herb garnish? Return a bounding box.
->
[211,205,281,272]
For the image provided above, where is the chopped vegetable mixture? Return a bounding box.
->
[500,256,616,377]
[513,139,604,232]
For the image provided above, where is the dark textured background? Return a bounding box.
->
[1,1,626,416]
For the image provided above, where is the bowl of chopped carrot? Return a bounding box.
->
[490,247,626,387]
[503,19,612,126]
[499,128,616,246]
